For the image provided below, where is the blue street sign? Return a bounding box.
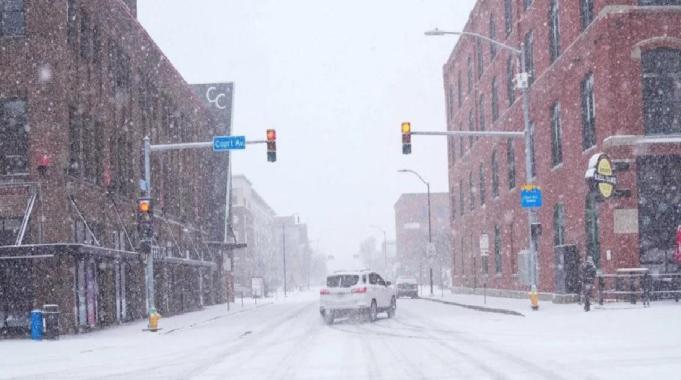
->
[520,185,543,209]
[213,135,246,151]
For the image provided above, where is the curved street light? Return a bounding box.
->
[397,169,433,295]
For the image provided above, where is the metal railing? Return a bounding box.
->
[596,270,681,306]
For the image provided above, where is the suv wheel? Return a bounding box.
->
[323,310,334,325]
[369,300,378,323]
[387,297,396,318]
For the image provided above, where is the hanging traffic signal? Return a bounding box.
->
[137,197,153,242]
[401,122,412,154]
[266,129,277,162]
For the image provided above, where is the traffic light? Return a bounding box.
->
[266,129,277,162]
[401,122,412,154]
[137,197,153,242]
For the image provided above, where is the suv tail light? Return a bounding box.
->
[351,287,367,294]
[320,288,331,295]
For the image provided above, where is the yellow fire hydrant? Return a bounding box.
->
[529,285,539,311]
[148,308,161,332]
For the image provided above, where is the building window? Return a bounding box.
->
[581,73,596,149]
[492,150,500,198]
[507,139,516,189]
[67,0,77,46]
[79,11,91,60]
[467,56,473,93]
[642,48,681,135]
[476,39,484,79]
[553,203,566,247]
[479,164,486,206]
[0,99,27,175]
[468,110,474,148]
[523,31,535,86]
[504,0,513,36]
[529,122,536,178]
[478,94,485,134]
[459,181,465,216]
[492,77,499,121]
[457,72,462,106]
[507,56,516,106]
[469,172,475,210]
[580,0,594,30]
[0,218,22,245]
[489,14,497,58]
[549,0,561,63]
[0,0,25,37]
[524,0,533,10]
[551,102,563,166]
[585,192,600,266]
[494,224,502,273]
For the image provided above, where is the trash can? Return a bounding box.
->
[30,309,43,341]
[42,304,60,340]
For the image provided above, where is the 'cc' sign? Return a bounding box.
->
[206,86,227,110]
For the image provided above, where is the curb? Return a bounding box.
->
[419,297,526,317]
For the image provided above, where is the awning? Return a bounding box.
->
[0,244,139,261]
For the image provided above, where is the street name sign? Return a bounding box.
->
[520,184,543,209]
[213,135,246,151]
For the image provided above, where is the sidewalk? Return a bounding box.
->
[418,287,679,317]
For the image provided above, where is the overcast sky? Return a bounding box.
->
[138,0,476,270]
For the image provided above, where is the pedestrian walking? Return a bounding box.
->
[581,256,597,312]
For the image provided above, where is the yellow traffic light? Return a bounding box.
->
[401,122,412,155]
[138,199,151,213]
[401,122,411,134]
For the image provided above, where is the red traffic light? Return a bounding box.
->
[266,129,276,141]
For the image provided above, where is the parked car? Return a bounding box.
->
[395,277,419,298]
[319,270,396,325]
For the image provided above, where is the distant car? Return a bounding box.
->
[396,278,419,298]
[319,270,396,325]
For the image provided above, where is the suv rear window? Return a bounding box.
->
[327,275,359,288]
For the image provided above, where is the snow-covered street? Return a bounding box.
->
[2,291,681,380]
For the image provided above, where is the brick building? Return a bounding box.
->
[394,193,452,287]
[0,0,234,334]
[443,0,681,295]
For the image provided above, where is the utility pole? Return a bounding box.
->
[422,28,539,290]
[282,223,287,298]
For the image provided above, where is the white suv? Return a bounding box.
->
[319,270,396,324]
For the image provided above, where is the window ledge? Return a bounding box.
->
[551,162,564,172]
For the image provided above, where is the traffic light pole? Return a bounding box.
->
[141,135,271,319]
[421,29,539,291]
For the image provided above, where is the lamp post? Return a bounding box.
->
[370,225,388,273]
[397,169,434,296]
[424,28,539,289]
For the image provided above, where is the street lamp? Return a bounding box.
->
[425,27,539,289]
[370,225,388,272]
[397,169,434,296]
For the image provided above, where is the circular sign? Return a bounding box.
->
[585,153,618,199]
